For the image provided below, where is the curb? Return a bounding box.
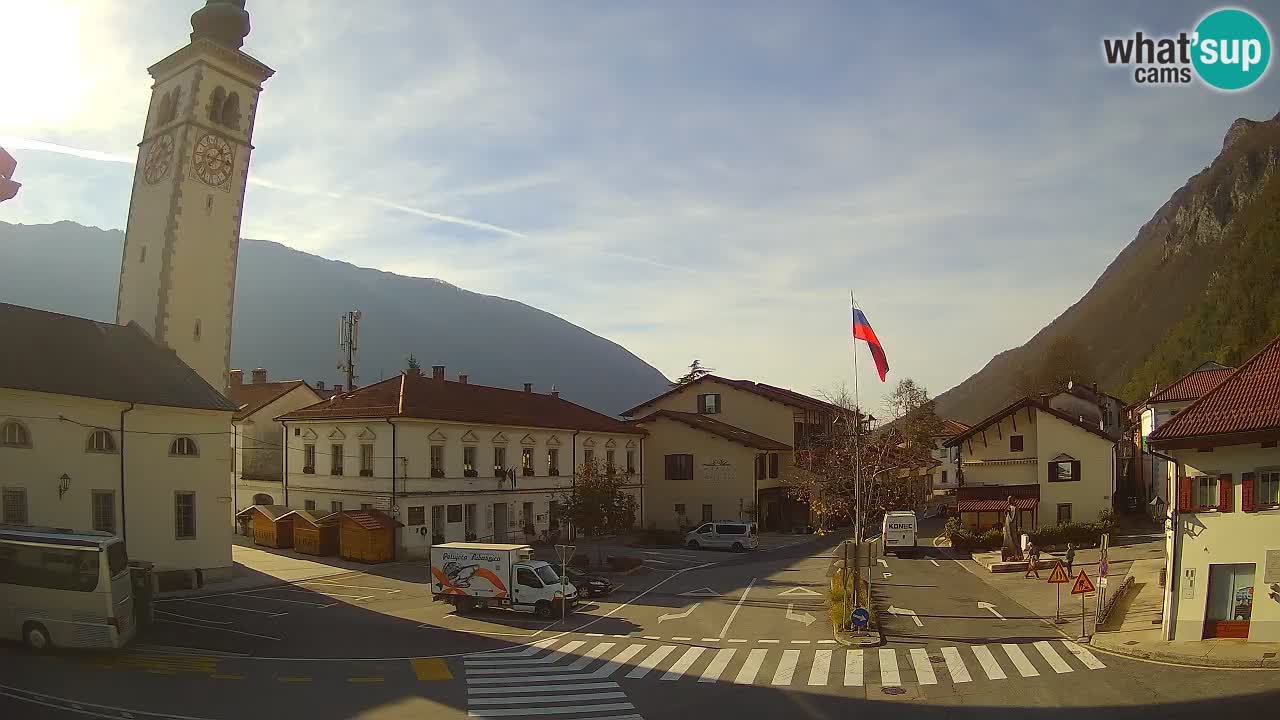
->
[1088,635,1280,669]
[833,625,884,647]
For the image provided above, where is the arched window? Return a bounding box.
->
[167,86,183,123]
[1,420,31,448]
[86,429,117,453]
[207,86,226,123]
[170,436,199,457]
[221,92,241,130]
[155,91,173,128]
[252,493,274,506]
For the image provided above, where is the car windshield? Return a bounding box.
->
[535,565,561,585]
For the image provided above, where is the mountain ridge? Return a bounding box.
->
[0,220,670,416]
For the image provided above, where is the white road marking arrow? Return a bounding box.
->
[883,572,892,579]
[778,586,822,596]
[977,601,1005,620]
[877,559,889,567]
[930,559,941,567]
[887,605,923,627]
[678,587,721,597]
[785,603,816,626]
[658,602,700,622]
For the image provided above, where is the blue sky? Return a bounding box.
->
[4,0,1280,411]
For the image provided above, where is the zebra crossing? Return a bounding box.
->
[462,637,1107,716]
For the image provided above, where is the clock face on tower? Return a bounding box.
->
[192,132,234,188]
[143,133,175,185]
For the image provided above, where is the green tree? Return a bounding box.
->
[406,354,422,372]
[558,459,639,541]
[672,360,715,387]
[1014,335,1096,398]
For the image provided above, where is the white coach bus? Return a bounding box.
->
[0,524,136,650]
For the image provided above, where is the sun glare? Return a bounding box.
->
[0,1,95,130]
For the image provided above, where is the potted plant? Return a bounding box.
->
[464,468,478,478]
[430,468,445,478]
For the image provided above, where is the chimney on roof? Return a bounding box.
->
[552,390,560,399]
[230,369,244,386]
[432,365,445,381]
[459,374,468,385]
[524,383,533,393]
[316,380,325,391]
[334,384,344,393]
[251,368,268,384]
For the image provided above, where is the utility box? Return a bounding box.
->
[129,560,156,628]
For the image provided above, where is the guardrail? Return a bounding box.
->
[1096,574,1135,626]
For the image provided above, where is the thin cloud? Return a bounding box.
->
[1,135,528,239]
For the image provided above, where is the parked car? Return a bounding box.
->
[562,567,614,598]
[684,521,759,552]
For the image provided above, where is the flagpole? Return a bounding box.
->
[850,291,864,614]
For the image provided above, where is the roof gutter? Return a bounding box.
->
[386,417,397,508]
[119,402,134,548]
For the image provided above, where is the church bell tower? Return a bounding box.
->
[115,0,273,393]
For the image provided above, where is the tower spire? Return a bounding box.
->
[190,0,251,50]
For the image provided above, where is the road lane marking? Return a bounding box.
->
[467,702,636,717]
[642,636,660,640]
[626,645,676,678]
[817,640,836,644]
[155,609,233,625]
[671,636,692,641]
[299,581,402,593]
[595,644,647,678]
[878,649,900,686]
[176,598,286,616]
[469,691,628,705]
[658,604,699,623]
[930,559,941,567]
[347,677,384,683]
[790,640,810,644]
[717,577,756,640]
[411,658,454,680]
[1034,641,1073,673]
[1002,643,1040,677]
[844,650,863,686]
[909,648,937,685]
[700,638,719,642]
[808,649,832,686]
[1062,641,1106,669]
[772,649,800,685]
[465,640,584,666]
[210,674,244,680]
[277,677,312,683]
[940,647,971,683]
[154,618,279,640]
[469,682,618,695]
[234,592,335,608]
[734,649,768,684]
[699,648,736,683]
[757,639,779,644]
[661,647,706,680]
[971,645,1007,680]
[467,638,558,658]
[728,639,747,643]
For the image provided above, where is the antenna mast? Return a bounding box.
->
[338,309,361,390]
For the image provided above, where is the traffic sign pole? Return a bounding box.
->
[1046,561,1069,623]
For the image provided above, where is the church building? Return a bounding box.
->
[0,1,272,587]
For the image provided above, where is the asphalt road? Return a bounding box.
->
[4,531,1279,720]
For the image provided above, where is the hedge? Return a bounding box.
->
[944,510,1117,551]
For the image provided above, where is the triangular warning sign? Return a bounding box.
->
[1047,561,1070,584]
[678,587,720,597]
[778,586,822,596]
[1070,570,1096,594]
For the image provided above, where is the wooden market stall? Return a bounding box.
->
[338,509,402,563]
[237,505,295,549]
[287,510,340,557]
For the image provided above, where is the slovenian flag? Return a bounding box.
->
[851,296,890,382]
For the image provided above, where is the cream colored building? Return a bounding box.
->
[0,304,236,583]
[228,368,321,524]
[930,419,970,494]
[275,366,645,558]
[623,375,837,530]
[1151,337,1280,642]
[944,397,1117,531]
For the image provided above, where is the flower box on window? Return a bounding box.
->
[548,467,560,476]
[464,469,478,478]
[359,469,373,477]
[522,468,535,477]
[302,466,315,474]
[494,467,504,477]
[332,467,344,476]
[430,468,445,478]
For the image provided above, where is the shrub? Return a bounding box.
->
[943,517,1002,550]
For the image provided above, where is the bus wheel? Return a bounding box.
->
[23,622,51,652]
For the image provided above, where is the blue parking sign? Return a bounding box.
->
[850,607,870,628]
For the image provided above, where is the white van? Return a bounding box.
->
[684,522,759,552]
[881,511,918,556]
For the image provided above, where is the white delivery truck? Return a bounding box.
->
[430,543,578,618]
[881,511,918,556]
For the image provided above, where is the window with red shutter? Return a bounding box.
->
[1178,476,1193,512]
[1241,472,1256,513]
[1218,474,1233,512]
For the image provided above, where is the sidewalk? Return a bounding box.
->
[158,540,425,598]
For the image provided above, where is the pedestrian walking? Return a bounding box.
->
[1065,542,1076,576]
[1025,541,1040,579]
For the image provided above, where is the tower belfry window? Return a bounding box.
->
[208,86,226,123]
[222,92,241,129]
[193,319,201,341]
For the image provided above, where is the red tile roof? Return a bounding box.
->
[1148,367,1235,404]
[631,410,791,451]
[621,375,843,417]
[229,379,317,421]
[1149,335,1280,446]
[957,484,1040,512]
[943,397,1117,447]
[277,371,644,435]
[958,497,1039,512]
[932,419,971,438]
